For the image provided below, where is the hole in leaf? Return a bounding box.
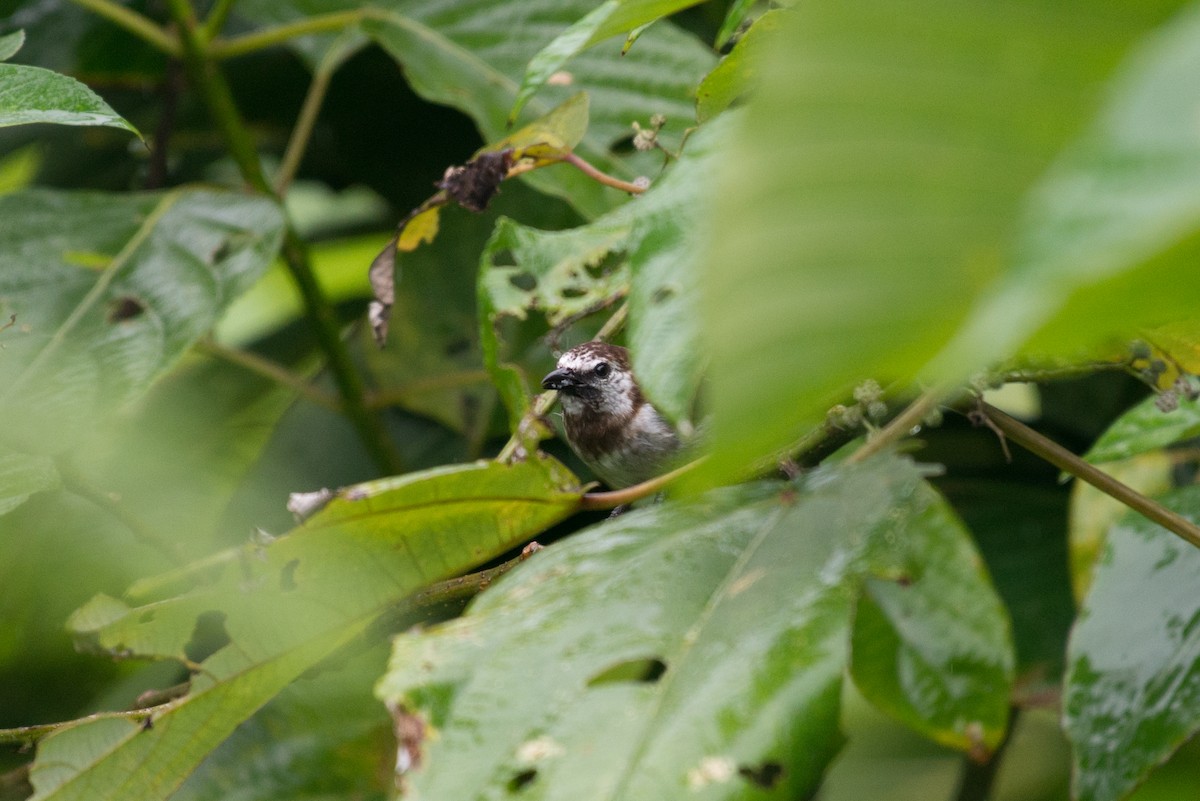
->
[491,249,516,267]
[444,337,471,357]
[610,133,636,155]
[738,761,784,789]
[560,286,586,299]
[108,296,145,322]
[507,769,538,792]
[184,610,230,664]
[585,250,624,279]
[651,285,675,305]
[586,657,667,687]
[280,559,299,591]
[508,271,537,292]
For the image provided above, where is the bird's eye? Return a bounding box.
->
[593,362,610,378]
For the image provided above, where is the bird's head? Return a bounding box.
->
[541,342,640,420]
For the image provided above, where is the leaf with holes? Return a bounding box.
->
[1065,485,1200,801]
[38,457,582,801]
[376,455,964,800]
[0,188,284,461]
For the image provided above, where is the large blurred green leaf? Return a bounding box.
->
[376,456,1002,800]
[939,2,1200,368]
[850,485,1013,755]
[0,450,57,516]
[700,1,1188,484]
[1064,485,1200,801]
[30,457,581,801]
[0,188,283,513]
[0,62,138,133]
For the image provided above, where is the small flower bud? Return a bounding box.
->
[631,122,657,152]
[867,400,888,422]
[853,379,883,405]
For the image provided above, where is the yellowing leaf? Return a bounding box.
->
[398,206,441,252]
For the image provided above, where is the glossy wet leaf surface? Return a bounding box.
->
[376,456,1009,799]
[1085,389,1200,465]
[850,485,1014,755]
[1065,485,1200,801]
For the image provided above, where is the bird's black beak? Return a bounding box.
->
[542,368,577,392]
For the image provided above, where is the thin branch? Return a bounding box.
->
[846,387,946,465]
[166,0,405,474]
[407,542,543,608]
[561,152,648,194]
[67,0,179,55]
[200,0,238,39]
[981,402,1200,549]
[207,10,365,60]
[276,39,351,195]
[197,338,342,411]
[579,457,707,511]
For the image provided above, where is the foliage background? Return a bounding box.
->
[1,1,1200,801]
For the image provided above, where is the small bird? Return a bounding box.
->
[541,342,681,489]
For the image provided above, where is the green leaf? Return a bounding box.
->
[491,91,590,164]
[698,1,1187,485]
[696,9,782,123]
[714,0,755,49]
[376,456,938,800]
[1085,386,1200,464]
[509,0,704,124]
[28,622,365,801]
[1068,452,1173,602]
[1064,485,1200,801]
[850,485,1014,755]
[359,0,715,217]
[0,63,138,134]
[0,188,284,457]
[39,457,581,801]
[173,645,391,801]
[0,29,25,62]
[0,450,58,516]
[936,2,1200,371]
